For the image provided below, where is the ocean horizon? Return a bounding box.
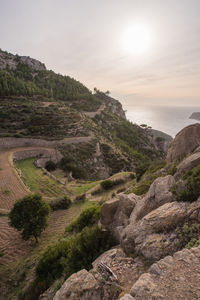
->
[125,106,200,137]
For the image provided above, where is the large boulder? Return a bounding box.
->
[100,194,138,240]
[130,175,175,223]
[53,269,102,300]
[121,200,200,260]
[167,123,200,163]
[130,246,200,300]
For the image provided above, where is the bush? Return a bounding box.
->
[60,158,87,179]
[100,178,125,191]
[135,161,149,181]
[65,205,100,233]
[176,222,200,250]
[36,226,116,286]
[101,180,114,190]
[45,160,56,171]
[167,163,177,175]
[173,163,200,202]
[50,196,71,211]
[132,182,151,195]
[74,193,86,203]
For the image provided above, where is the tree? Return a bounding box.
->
[9,194,50,242]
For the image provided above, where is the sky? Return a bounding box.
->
[1,0,200,108]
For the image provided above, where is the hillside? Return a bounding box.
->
[0,49,163,180]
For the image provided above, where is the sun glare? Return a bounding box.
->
[123,24,152,55]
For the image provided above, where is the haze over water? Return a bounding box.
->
[125,106,200,137]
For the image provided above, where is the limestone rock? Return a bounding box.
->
[130,175,175,223]
[53,269,101,300]
[130,246,200,300]
[53,247,145,300]
[100,194,138,240]
[0,49,46,71]
[167,123,200,163]
[121,201,195,259]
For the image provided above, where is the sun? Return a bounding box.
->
[123,24,152,55]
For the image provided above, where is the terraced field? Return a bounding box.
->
[15,158,67,198]
[0,150,27,210]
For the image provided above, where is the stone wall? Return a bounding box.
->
[0,137,92,150]
[12,149,63,168]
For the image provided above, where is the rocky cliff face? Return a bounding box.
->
[0,49,46,71]
[51,124,200,300]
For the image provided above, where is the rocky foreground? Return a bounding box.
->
[41,124,200,300]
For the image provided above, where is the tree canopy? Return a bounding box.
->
[9,194,50,242]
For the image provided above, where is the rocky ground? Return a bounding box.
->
[49,123,200,300]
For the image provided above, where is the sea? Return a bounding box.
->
[125,106,200,138]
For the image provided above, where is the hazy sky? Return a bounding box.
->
[1,0,200,108]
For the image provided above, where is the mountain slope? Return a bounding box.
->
[0,49,162,180]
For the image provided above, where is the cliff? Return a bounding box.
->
[0,49,46,71]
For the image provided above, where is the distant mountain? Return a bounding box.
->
[189,112,200,121]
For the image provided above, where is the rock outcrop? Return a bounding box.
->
[121,200,200,260]
[0,49,46,71]
[167,123,200,163]
[100,194,138,240]
[53,248,146,300]
[128,246,200,300]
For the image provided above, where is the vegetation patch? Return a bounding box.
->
[176,222,200,250]
[172,163,200,202]
[65,205,100,234]
[49,196,71,211]
[36,225,115,287]
[15,158,66,198]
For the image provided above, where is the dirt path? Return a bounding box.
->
[84,104,105,118]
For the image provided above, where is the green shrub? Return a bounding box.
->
[176,222,200,250]
[101,178,125,191]
[132,182,151,195]
[173,163,200,202]
[129,173,136,180]
[45,160,56,171]
[65,205,100,233]
[167,163,177,175]
[148,160,166,173]
[74,193,86,203]
[101,180,114,190]
[135,161,149,181]
[36,226,116,286]
[50,196,71,211]
[60,158,87,179]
